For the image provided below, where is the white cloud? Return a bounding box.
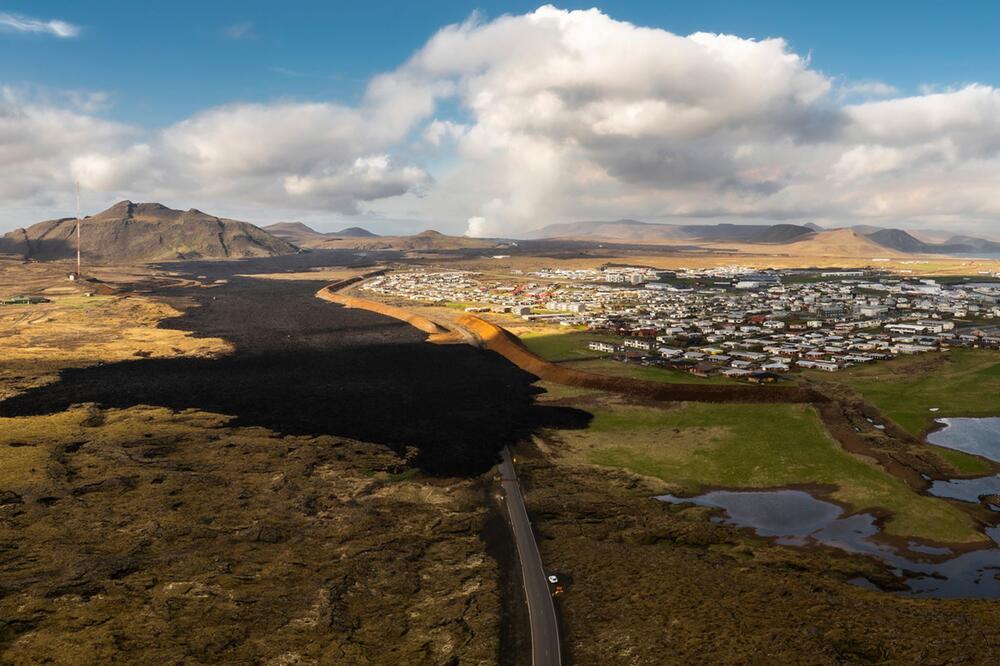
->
[0,87,135,203]
[0,91,432,226]
[5,6,1000,237]
[282,155,430,211]
[0,12,79,38]
[370,6,1000,236]
[422,120,468,147]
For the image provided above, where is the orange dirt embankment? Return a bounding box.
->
[456,314,826,404]
[316,274,465,343]
[453,315,939,491]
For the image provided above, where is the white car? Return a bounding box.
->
[547,575,559,585]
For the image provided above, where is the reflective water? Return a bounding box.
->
[927,418,1000,503]
[928,417,1000,461]
[657,489,1000,597]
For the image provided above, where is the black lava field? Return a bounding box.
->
[0,251,590,475]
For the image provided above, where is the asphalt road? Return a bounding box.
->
[499,448,562,666]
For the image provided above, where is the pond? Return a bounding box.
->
[927,417,1000,503]
[657,488,1000,598]
[928,417,1000,461]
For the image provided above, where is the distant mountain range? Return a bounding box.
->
[527,218,1000,255]
[5,204,997,264]
[0,201,296,262]
[261,222,500,252]
[526,219,815,244]
[860,227,1000,254]
[263,222,379,246]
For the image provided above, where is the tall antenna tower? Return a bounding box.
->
[75,181,81,278]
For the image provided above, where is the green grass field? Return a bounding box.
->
[520,331,622,361]
[831,349,1000,435]
[933,445,994,476]
[563,400,984,544]
[572,358,741,385]
[520,332,743,384]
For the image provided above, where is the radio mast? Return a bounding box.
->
[75,181,81,278]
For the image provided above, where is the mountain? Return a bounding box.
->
[780,229,904,258]
[862,228,1000,254]
[398,230,494,251]
[0,201,296,262]
[527,219,814,244]
[526,218,1000,256]
[333,227,378,237]
[864,228,930,253]
[847,224,888,236]
[262,222,379,247]
[263,221,329,245]
[942,235,1000,254]
[680,223,814,243]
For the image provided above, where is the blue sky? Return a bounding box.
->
[4,1,998,128]
[3,2,1000,236]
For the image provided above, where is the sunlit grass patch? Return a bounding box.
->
[560,400,984,544]
[831,349,1000,435]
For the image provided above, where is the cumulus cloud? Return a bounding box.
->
[369,6,1000,235]
[0,92,432,224]
[0,12,79,38]
[282,155,431,210]
[370,6,846,235]
[0,88,136,202]
[5,5,1000,236]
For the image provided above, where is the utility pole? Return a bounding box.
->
[75,181,81,278]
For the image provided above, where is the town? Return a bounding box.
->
[362,266,1000,380]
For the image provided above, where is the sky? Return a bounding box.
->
[2,1,1000,237]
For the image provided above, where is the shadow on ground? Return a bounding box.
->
[0,253,591,475]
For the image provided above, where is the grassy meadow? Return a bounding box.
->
[829,349,1000,435]
[556,398,985,544]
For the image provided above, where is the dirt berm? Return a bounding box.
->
[456,314,825,404]
[316,278,465,343]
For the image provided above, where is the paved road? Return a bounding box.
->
[498,447,562,666]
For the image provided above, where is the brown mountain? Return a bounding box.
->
[1,201,296,262]
[262,222,380,247]
[262,221,329,245]
[776,229,904,257]
[334,226,378,238]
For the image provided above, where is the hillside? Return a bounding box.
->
[1,202,296,262]
[263,222,329,245]
[778,229,903,258]
[865,228,1000,254]
[526,218,1000,256]
[528,219,815,244]
[865,229,931,253]
[263,222,379,247]
[292,229,498,252]
[334,227,378,238]
[682,223,814,243]
[942,235,1000,254]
